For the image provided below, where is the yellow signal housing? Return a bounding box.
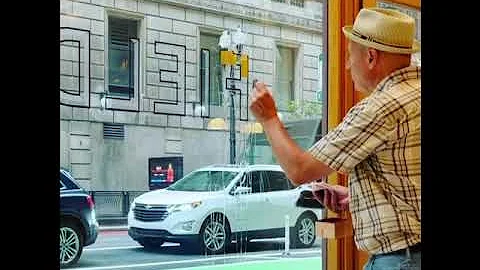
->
[220,50,237,66]
[240,54,249,78]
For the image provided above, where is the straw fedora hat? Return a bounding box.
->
[342,8,420,54]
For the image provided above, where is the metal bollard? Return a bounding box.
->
[283,214,290,256]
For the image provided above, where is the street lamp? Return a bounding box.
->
[218,27,248,164]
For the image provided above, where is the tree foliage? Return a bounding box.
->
[286,100,323,119]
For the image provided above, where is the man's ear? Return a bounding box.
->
[367,48,378,67]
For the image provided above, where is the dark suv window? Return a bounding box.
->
[60,170,81,190]
[265,171,292,191]
[237,171,267,193]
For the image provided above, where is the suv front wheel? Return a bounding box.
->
[60,220,84,268]
[199,213,231,255]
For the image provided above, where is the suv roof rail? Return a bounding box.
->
[205,164,246,168]
[203,163,282,169]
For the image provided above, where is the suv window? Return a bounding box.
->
[265,171,292,191]
[237,171,267,193]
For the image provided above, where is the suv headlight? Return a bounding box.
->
[167,201,202,213]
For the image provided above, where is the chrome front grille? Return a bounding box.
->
[133,203,169,222]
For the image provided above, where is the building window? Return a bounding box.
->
[275,45,295,111]
[200,33,223,106]
[108,17,138,97]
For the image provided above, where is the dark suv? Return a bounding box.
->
[60,169,99,267]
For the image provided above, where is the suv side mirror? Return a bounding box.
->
[233,186,252,195]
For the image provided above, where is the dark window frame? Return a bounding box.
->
[275,45,296,112]
[107,17,138,98]
[200,48,210,109]
[199,32,223,107]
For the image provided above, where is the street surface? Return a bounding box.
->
[71,230,323,270]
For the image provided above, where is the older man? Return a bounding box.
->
[249,8,421,270]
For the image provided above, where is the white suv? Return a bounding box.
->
[128,164,324,254]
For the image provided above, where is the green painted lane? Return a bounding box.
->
[174,257,322,270]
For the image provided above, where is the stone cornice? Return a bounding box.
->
[155,0,322,32]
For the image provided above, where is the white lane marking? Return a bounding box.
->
[84,245,142,252]
[74,249,321,270]
[84,243,179,252]
[173,257,321,270]
[261,249,322,256]
[241,256,279,261]
[249,237,285,242]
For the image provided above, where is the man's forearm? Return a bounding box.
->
[262,116,334,185]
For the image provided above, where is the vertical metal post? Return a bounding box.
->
[283,214,290,256]
[229,89,236,164]
[228,59,236,164]
[123,191,130,217]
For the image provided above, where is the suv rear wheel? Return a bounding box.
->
[291,213,316,248]
[60,220,84,268]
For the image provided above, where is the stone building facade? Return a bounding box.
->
[60,0,323,191]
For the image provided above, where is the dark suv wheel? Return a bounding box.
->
[199,213,231,255]
[60,220,84,268]
[60,169,98,267]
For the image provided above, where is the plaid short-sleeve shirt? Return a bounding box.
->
[309,66,421,254]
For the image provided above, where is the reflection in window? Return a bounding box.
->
[108,17,137,97]
[275,45,295,111]
[200,33,223,106]
[61,0,326,264]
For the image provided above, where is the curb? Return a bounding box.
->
[99,225,128,232]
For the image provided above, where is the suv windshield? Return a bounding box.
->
[166,170,239,192]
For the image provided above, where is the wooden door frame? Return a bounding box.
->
[324,0,420,269]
